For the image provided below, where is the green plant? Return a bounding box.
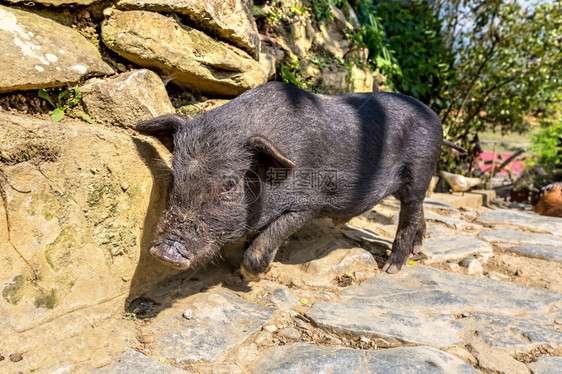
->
[438,0,561,172]
[311,0,333,21]
[124,312,137,321]
[528,119,562,180]
[38,88,94,124]
[279,53,306,88]
[354,0,402,89]
[373,0,455,110]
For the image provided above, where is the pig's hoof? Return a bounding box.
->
[412,244,423,254]
[382,263,400,274]
[240,264,262,282]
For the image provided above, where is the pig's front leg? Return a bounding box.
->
[241,211,314,281]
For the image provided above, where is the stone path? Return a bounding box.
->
[65,201,562,373]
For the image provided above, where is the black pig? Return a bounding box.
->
[137,82,455,279]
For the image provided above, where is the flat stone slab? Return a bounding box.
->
[507,244,562,263]
[252,343,479,374]
[424,198,460,212]
[306,302,463,347]
[143,289,274,365]
[337,266,561,314]
[461,313,562,353]
[421,224,492,263]
[479,229,562,247]
[91,348,189,374]
[528,356,562,374]
[0,5,113,93]
[341,225,393,250]
[476,209,562,236]
[306,266,561,348]
[425,211,480,230]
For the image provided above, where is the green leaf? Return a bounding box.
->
[75,110,95,124]
[38,89,55,108]
[51,108,65,122]
[68,88,82,107]
[58,89,71,102]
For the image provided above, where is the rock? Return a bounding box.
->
[278,327,301,341]
[340,225,393,250]
[290,19,315,58]
[117,0,260,58]
[424,211,480,230]
[459,257,483,275]
[234,343,259,363]
[266,288,299,311]
[176,99,230,118]
[0,112,171,373]
[253,330,275,347]
[421,224,492,263]
[90,348,188,374]
[506,244,562,263]
[5,0,97,6]
[263,324,279,333]
[305,266,561,348]
[101,11,266,97]
[197,363,243,374]
[528,356,562,374]
[306,302,464,347]
[476,209,562,236]
[341,4,361,31]
[269,220,376,287]
[330,4,354,31]
[423,198,460,213]
[314,23,350,60]
[258,53,277,80]
[142,289,274,365]
[465,336,530,374]
[300,247,376,280]
[318,64,349,94]
[81,69,174,128]
[348,66,374,92]
[252,343,479,374]
[461,313,562,354]
[479,230,562,247]
[0,5,113,93]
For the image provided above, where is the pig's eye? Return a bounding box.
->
[220,178,238,198]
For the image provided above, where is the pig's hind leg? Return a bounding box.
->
[240,211,314,281]
[383,198,425,274]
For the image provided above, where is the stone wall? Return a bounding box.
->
[0,1,383,372]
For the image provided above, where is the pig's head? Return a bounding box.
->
[136,114,295,270]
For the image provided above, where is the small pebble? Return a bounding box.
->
[295,319,310,330]
[459,257,483,275]
[448,263,460,271]
[182,309,193,320]
[263,324,278,333]
[278,327,301,340]
[9,353,23,362]
[254,331,274,346]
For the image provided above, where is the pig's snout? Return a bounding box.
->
[150,240,191,270]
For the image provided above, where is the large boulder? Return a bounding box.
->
[0,112,178,373]
[102,10,267,97]
[0,5,114,93]
[117,0,260,59]
[81,69,175,129]
[4,0,97,5]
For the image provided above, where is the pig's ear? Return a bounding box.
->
[246,135,296,170]
[136,114,187,136]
